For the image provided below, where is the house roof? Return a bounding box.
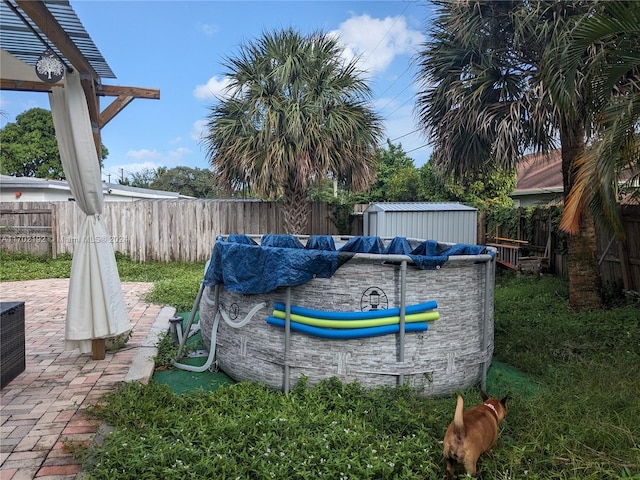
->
[0,174,68,189]
[516,150,563,192]
[0,174,181,199]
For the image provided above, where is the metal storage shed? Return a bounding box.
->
[363,202,478,244]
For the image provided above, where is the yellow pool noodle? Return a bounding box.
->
[271,310,439,328]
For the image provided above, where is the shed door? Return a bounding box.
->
[368,212,378,236]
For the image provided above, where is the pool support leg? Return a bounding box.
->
[480,257,493,391]
[284,286,292,393]
[398,260,407,385]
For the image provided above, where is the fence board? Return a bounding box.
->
[0,204,53,256]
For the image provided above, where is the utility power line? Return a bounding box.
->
[405,143,429,154]
[390,128,421,142]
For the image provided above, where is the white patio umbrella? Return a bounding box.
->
[49,70,130,354]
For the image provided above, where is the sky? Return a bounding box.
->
[0,0,434,184]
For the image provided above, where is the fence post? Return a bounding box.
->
[617,239,632,292]
[618,206,633,292]
[51,204,57,259]
[477,210,486,245]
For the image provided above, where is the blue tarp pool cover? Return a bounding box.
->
[203,234,493,295]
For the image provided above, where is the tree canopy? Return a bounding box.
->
[367,140,416,202]
[309,140,516,209]
[553,1,640,236]
[0,107,108,179]
[121,166,218,198]
[1,108,64,178]
[414,0,625,309]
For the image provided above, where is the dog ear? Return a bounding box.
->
[500,393,510,406]
[480,390,489,401]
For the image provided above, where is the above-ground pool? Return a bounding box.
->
[199,234,496,396]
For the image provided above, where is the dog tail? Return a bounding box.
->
[453,395,465,434]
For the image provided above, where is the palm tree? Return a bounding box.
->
[415,0,605,309]
[203,28,383,234]
[554,1,640,238]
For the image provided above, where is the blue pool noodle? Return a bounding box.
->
[272,300,437,321]
[266,316,428,339]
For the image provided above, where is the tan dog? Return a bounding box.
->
[443,391,508,479]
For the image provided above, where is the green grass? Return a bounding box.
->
[0,251,205,312]
[83,274,640,479]
[0,251,73,281]
[491,273,640,479]
[2,252,639,479]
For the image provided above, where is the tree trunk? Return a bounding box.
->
[281,188,311,234]
[567,209,602,309]
[560,120,602,309]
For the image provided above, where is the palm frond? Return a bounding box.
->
[202,27,383,213]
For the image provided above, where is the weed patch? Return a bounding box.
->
[0,251,72,281]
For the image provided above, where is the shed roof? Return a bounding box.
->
[0,0,115,79]
[366,202,477,212]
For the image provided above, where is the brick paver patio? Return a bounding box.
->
[0,279,167,480]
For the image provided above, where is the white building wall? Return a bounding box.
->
[0,189,72,202]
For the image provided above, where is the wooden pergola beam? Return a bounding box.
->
[15,0,99,81]
[0,78,59,92]
[98,84,161,100]
[1,79,161,99]
[0,79,160,130]
[99,95,134,128]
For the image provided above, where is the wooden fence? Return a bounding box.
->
[597,205,640,294]
[0,200,360,262]
[2,200,637,293]
[0,207,53,256]
[487,205,640,293]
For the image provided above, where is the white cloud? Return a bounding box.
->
[331,14,425,75]
[193,75,232,100]
[124,147,191,165]
[125,149,161,161]
[167,147,192,163]
[191,119,208,142]
[102,161,160,182]
[198,22,219,36]
[105,147,194,179]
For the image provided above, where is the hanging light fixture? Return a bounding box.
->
[35,48,65,83]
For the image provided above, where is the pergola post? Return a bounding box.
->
[1,0,159,360]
